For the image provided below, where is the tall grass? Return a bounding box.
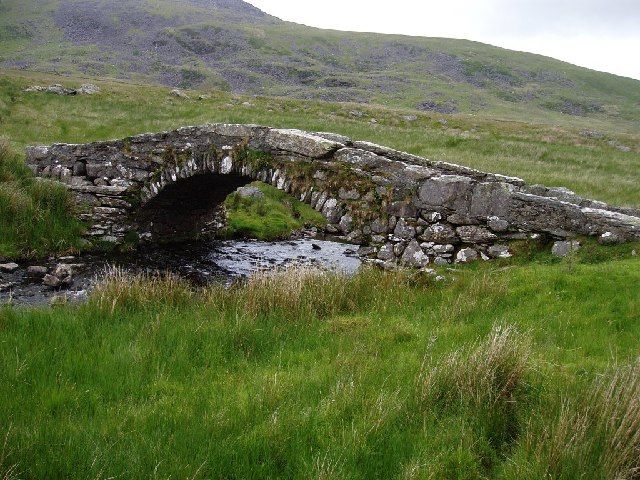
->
[0,259,639,478]
[508,359,640,479]
[596,360,640,478]
[89,266,194,314]
[0,140,83,259]
[91,265,426,321]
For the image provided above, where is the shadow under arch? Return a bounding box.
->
[135,172,252,241]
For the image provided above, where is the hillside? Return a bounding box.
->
[1,0,640,129]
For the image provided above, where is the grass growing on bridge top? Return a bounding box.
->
[0,251,639,479]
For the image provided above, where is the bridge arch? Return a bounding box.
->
[26,124,640,266]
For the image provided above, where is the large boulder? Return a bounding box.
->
[24,84,77,95]
[377,243,396,261]
[321,198,344,224]
[394,218,416,240]
[552,241,581,258]
[456,248,479,264]
[0,263,19,273]
[78,84,100,95]
[456,226,498,244]
[236,186,264,200]
[469,182,515,219]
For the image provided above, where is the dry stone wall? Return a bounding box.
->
[26,123,640,266]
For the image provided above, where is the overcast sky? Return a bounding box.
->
[245,0,640,80]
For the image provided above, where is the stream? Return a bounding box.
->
[0,239,362,307]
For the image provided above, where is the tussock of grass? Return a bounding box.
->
[415,326,532,472]
[510,359,640,479]
[90,266,194,313]
[0,140,83,259]
[420,325,530,409]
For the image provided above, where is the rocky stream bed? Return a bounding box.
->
[0,239,361,307]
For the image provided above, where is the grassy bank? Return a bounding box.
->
[0,141,83,259]
[0,249,638,478]
[223,181,326,240]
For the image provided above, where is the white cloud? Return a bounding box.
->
[245,0,640,80]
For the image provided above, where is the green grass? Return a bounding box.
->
[0,140,83,259]
[223,181,326,240]
[0,248,638,479]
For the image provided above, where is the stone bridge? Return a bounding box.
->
[26,124,640,266]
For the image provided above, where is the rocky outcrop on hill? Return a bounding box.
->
[24,84,101,95]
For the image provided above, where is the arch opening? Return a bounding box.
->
[135,172,252,241]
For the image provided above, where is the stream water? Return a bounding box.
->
[0,239,362,307]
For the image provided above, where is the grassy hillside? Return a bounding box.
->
[1,0,639,129]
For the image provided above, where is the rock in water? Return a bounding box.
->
[27,266,48,279]
[43,264,75,288]
[0,263,19,273]
[43,274,62,288]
